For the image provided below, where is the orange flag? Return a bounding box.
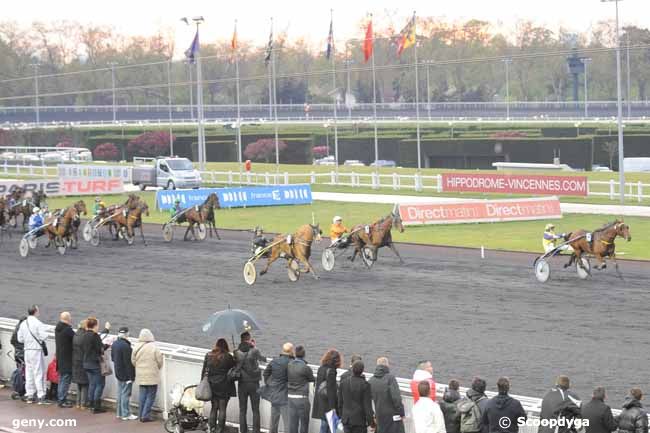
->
[363,18,373,63]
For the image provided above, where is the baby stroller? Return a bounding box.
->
[164,384,208,433]
[8,350,26,400]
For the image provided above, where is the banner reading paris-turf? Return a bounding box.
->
[441,173,588,197]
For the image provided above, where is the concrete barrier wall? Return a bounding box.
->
[0,318,543,433]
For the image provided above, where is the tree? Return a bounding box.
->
[93,142,119,161]
[243,139,287,163]
[312,146,329,158]
[127,131,173,157]
[602,140,618,169]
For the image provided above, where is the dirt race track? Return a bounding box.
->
[1,224,648,404]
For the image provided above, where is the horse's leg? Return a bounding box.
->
[300,254,320,280]
[184,223,192,241]
[387,242,405,264]
[213,222,221,240]
[140,222,146,246]
[259,249,278,275]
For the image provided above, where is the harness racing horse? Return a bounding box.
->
[43,201,87,250]
[563,220,631,274]
[350,204,405,264]
[8,190,47,231]
[259,224,322,280]
[113,198,150,245]
[174,193,221,241]
[202,193,221,239]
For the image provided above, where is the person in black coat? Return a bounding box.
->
[368,357,405,433]
[441,380,462,433]
[617,388,649,433]
[234,332,266,433]
[288,345,315,433]
[312,349,342,433]
[339,355,362,383]
[54,312,75,408]
[481,377,526,433]
[582,387,617,433]
[538,376,581,433]
[338,360,375,433]
[201,338,236,433]
[263,343,294,433]
[72,320,89,409]
[81,317,107,414]
[111,327,137,420]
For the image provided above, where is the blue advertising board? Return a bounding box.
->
[156,184,313,210]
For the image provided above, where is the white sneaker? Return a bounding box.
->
[126,415,139,420]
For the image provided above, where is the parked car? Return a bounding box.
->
[314,156,336,166]
[132,157,202,190]
[343,159,365,166]
[370,159,397,168]
[592,164,612,172]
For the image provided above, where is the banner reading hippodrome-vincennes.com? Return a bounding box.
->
[441,173,588,196]
[398,197,562,225]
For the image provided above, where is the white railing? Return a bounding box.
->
[0,162,58,178]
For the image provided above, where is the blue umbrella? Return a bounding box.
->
[202,307,261,340]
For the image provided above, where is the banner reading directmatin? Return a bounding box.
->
[399,197,562,225]
[441,173,588,196]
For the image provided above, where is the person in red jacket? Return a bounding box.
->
[410,361,436,403]
[46,357,59,402]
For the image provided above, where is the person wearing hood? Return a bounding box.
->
[460,377,490,433]
[234,332,265,433]
[312,349,342,433]
[54,311,75,408]
[131,328,163,422]
[411,360,436,403]
[617,388,648,433]
[582,387,617,433]
[440,380,462,433]
[368,357,405,433]
[538,376,581,433]
[481,377,526,433]
[72,320,89,409]
[263,342,294,433]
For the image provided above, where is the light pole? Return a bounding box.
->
[503,58,512,120]
[425,60,432,120]
[182,16,206,169]
[108,62,118,122]
[583,58,592,118]
[167,60,174,156]
[344,53,353,120]
[184,60,194,120]
[626,32,631,118]
[601,0,625,204]
[30,63,40,124]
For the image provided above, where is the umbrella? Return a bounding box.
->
[201,307,261,342]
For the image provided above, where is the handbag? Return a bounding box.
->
[196,375,213,401]
[227,350,249,382]
[26,319,48,357]
[100,350,113,376]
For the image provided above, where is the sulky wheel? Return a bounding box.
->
[287,260,300,282]
[535,259,551,283]
[361,246,375,269]
[162,223,174,242]
[243,261,257,285]
[82,221,93,242]
[322,248,336,272]
[27,236,38,250]
[19,238,29,258]
[576,257,591,280]
[197,223,207,241]
[90,228,101,247]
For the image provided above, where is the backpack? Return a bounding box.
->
[458,397,485,433]
[10,318,26,352]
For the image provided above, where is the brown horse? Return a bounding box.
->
[8,190,47,231]
[113,198,149,245]
[174,193,221,241]
[43,200,87,249]
[350,205,405,264]
[563,220,631,272]
[202,193,221,239]
[259,224,322,279]
[0,197,6,227]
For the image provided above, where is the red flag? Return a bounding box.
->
[363,18,373,63]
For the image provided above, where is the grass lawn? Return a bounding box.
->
[42,192,650,260]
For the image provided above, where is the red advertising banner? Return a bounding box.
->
[399,197,562,225]
[0,178,124,196]
[441,173,588,196]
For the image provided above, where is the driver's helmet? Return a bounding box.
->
[333,216,342,224]
[33,207,40,214]
[175,200,181,205]
[95,196,101,203]
[254,226,264,236]
[545,223,555,231]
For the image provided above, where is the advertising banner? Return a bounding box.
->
[441,173,588,196]
[0,178,124,196]
[58,164,132,182]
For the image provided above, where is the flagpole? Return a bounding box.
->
[195,21,206,170]
[271,26,280,175]
[413,12,422,172]
[234,20,243,183]
[370,14,379,178]
[330,9,339,179]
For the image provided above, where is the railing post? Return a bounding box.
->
[310,171,316,184]
[392,173,398,191]
[284,172,289,185]
[330,171,336,185]
[265,173,270,185]
[228,171,233,185]
[609,180,615,200]
[372,172,379,190]
[638,181,643,203]
[246,172,251,185]
[415,173,423,192]
[436,174,442,193]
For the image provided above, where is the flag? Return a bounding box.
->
[363,18,373,63]
[397,13,416,57]
[185,29,199,64]
[231,23,238,51]
[326,18,334,60]
[264,24,273,65]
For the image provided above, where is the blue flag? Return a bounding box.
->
[185,29,199,64]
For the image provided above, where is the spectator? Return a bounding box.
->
[46,357,59,402]
[234,332,265,433]
[412,381,446,433]
[440,380,461,433]
[368,357,405,433]
[81,317,107,414]
[288,345,315,433]
[459,377,489,433]
[202,338,236,433]
[312,349,342,433]
[111,327,138,421]
[411,361,436,403]
[617,388,648,433]
[54,311,75,408]
[10,315,27,369]
[338,360,375,433]
[481,377,526,433]
[263,342,294,433]
[16,305,50,405]
[582,387,617,433]
[538,376,581,433]
[72,320,89,409]
[340,355,362,383]
[131,328,163,423]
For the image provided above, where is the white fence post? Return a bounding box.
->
[228,171,233,185]
[284,172,289,185]
[330,171,336,185]
[372,172,379,190]
[638,181,643,203]
[310,171,316,184]
[436,174,442,193]
[265,173,270,185]
[246,172,251,185]
[392,173,399,191]
[609,180,615,200]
